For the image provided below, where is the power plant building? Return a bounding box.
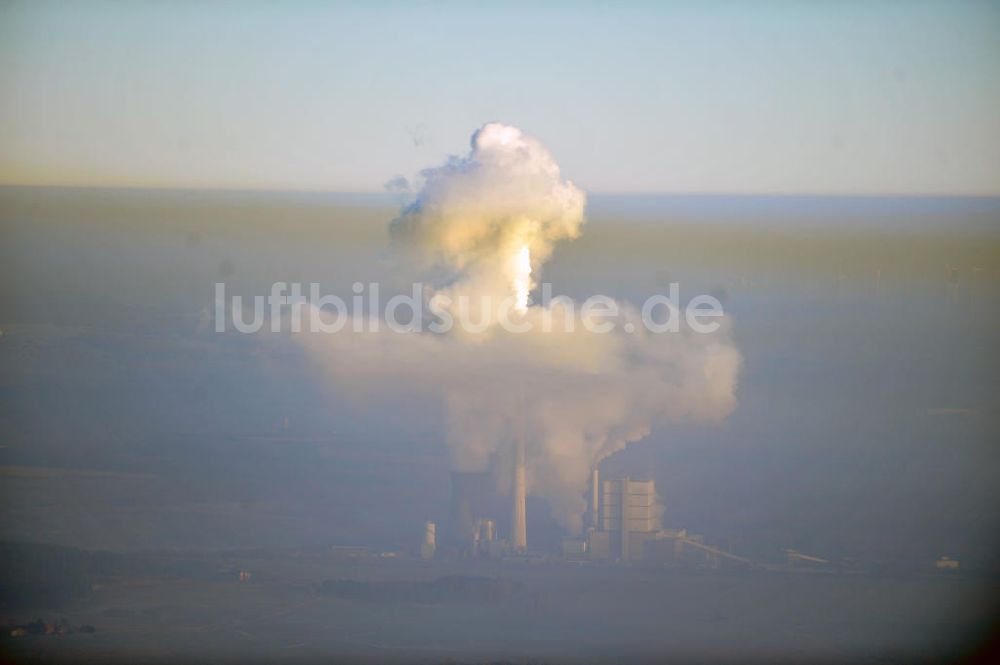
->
[449,470,511,557]
[450,471,492,549]
[599,476,660,561]
[582,472,666,562]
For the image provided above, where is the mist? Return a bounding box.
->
[1,185,999,661]
[291,124,741,535]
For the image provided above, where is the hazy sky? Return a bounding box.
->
[1,1,999,195]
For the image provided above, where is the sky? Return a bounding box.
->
[1,0,999,195]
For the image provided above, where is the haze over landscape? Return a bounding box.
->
[1,2,999,664]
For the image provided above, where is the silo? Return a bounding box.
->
[420,521,436,559]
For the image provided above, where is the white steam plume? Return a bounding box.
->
[300,123,741,535]
[389,123,585,321]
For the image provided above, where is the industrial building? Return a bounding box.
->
[440,456,746,567]
[450,470,492,549]
[445,470,511,558]
[583,472,662,562]
[424,462,808,570]
[598,476,659,561]
[444,431,528,559]
[576,469,750,568]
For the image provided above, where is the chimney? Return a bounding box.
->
[591,467,600,528]
[512,433,527,553]
[621,476,630,560]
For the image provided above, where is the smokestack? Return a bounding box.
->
[620,476,630,560]
[299,123,742,538]
[512,429,527,553]
[591,467,600,528]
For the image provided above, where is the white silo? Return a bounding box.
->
[420,521,436,559]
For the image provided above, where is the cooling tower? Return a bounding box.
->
[512,434,527,553]
[451,470,491,547]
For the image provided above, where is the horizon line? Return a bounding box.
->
[3,182,1000,202]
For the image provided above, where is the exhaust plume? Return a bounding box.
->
[299,123,741,535]
[389,123,585,321]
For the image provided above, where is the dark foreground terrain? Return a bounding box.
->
[1,542,996,664]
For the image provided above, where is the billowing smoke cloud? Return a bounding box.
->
[390,123,585,316]
[299,123,741,534]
